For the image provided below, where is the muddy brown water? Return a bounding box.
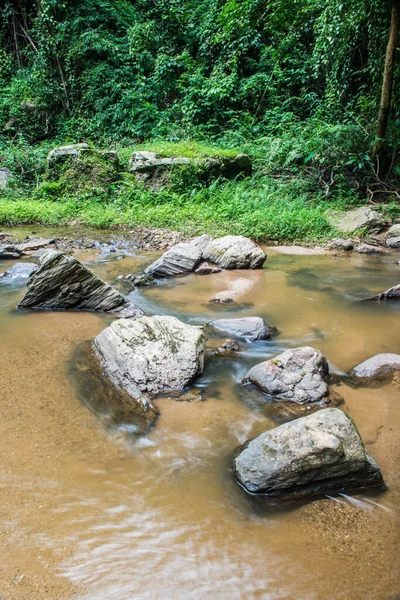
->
[1,228,400,600]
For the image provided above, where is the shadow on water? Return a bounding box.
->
[68,341,155,437]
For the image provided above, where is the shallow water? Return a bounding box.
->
[0,229,399,600]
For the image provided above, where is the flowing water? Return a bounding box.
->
[1,229,400,600]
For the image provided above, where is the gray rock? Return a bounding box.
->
[386,236,400,249]
[327,206,388,234]
[368,284,400,300]
[355,244,385,254]
[127,273,155,287]
[0,167,11,189]
[351,353,400,381]
[18,250,140,315]
[244,346,329,404]
[327,238,354,251]
[144,242,202,277]
[203,236,266,269]
[190,234,213,251]
[386,224,400,239]
[93,316,206,415]
[16,238,56,254]
[216,339,241,356]
[211,317,274,341]
[47,143,90,164]
[233,408,384,498]
[0,245,21,259]
[195,262,221,275]
[0,262,38,282]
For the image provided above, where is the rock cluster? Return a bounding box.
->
[141,235,266,281]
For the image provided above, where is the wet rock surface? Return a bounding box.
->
[0,245,21,259]
[203,235,266,269]
[355,244,385,255]
[244,346,329,404]
[215,339,241,356]
[210,317,274,341]
[0,262,38,282]
[93,316,207,408]
[144,241,202,277]
[233,408,384,499]
[18,250,140,315]
[367,283,400,300]
[16,238,56,254]
[351,353,400,381]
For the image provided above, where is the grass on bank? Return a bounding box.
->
[0,175,338,241]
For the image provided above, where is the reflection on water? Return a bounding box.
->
[0,229,399,600]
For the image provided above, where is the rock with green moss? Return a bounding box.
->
[244,346,329,404]
[326,206,388,234]
[93,316,207,412]
[129,150,251,188]
[47,144,119,188]
[234,408,384,498]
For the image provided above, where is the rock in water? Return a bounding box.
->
[0,262,38,282]
[144,242,202,277]
[367,284,400,300]
[18,250,140,315]
[234,408,384,498]
[203,236,266,269]
[93,316,206,404]
[210,317,274,341]
[351,353,400,381]
[215,339,241,356]
[244,346,329,404]
[326,238,354,251]
[0,245,21,259]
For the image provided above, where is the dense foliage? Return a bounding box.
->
[0,0,399,239]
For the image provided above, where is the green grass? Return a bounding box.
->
[0,175,337,241]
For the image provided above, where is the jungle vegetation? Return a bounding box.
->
[0,0,399,240]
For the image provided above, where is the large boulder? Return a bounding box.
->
[0,262,37,282]
[18,250,140,315]
[210,317,274,341]
[144,242,202,278]
[386,224,400,248]
[203,236,266,269]
[351,353,400,381]
[233,408,384,499]
[244,346,329,404]
[93,316,206,414]
[327,206,388,234]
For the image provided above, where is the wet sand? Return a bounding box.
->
[0,230,399,599]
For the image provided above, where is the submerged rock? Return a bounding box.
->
[351,353,400,381]
[0,262,37,282]
[195,262,221,275]
[244,346,329,404]
[203,236,266,269]
[211,317,274,341]
[233,408,384,499]
[327,206,388,234]
[216,339,241,356]
[210,277,255,303]
[144,241,202,278]
[18,250,140,315]
[93,316,207,413]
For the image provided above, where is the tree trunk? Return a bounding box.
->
[373,0,400,157]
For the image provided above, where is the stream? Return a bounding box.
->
[0,227,399,600]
